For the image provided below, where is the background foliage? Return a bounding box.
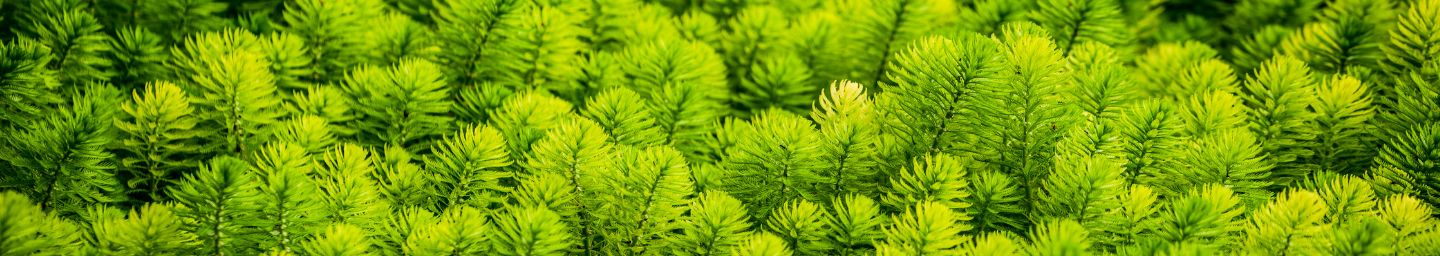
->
[2,0,1440,255]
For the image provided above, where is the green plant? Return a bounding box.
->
[4,1,1440,255]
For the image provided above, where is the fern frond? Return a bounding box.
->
[765,200,832,255]
[287,85,356,137]
[1036,154,1125,235]
[342,59,454,151]
[114,81,200,202]
[876,201,969,255]
[250,142,324,252]
[300,224,375,256]
[842,0,949,86]
[724,109,822,216]
[881,34,1004,162]
[185,49,284,155]
[0,39,58,127]
[1308,75,1377,173]
[963,170,1027,235]
[493,5,586,92]
[1174,130,1274,204]
[1377,195,1440,254]
[492,206,572,256]
[313,144,388,228]
[671,191,753,256]
[92,203,196,254]
[811,81,882,199]
[432,0,531,86]
[363,13,439,66]
[1375,122,1440,206]
[270,116,335,155]
[595,145,693,255]
[732,232,792,256]
[882,153,972,213]
[0,190,85,254]
[425,124,512,211]
[1241,189,1328,255]
[168,157,263,255]
[0,90,120,215]
[406,207,491,255]
[826,194,886,256]
[581,87,665,146]
[1025,219,1091,255]
[255,32,314,94]
[1240,56,1319,185]
[281,0,372,82]
[489,91,574,165]
[1156,184,1246,251]
[106,26,168,90]
[1031,0,1130,55]
[22,5,112,84]
[1381,0,1440,78]
[374,146,430,209]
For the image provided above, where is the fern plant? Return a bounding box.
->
[1031,0,1131,55]
[0,90,121,216]
[811,81,882,199]
[114,81,201,202]
[174,31,285,155]
[342,59,454,151]
[167,156,263,255]
[593,146,694,255]
[20,2,113,85]
[281,0,374,83]
[425,124,512,211]
[671,191,753,256]
[0,39,58,128]
[1240,56,1318,186]
[880,34,1004,165]
[723,109,822,217]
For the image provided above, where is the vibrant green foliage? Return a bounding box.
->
[3,0,1440,255]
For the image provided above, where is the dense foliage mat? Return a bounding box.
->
[1,0,1440,255]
